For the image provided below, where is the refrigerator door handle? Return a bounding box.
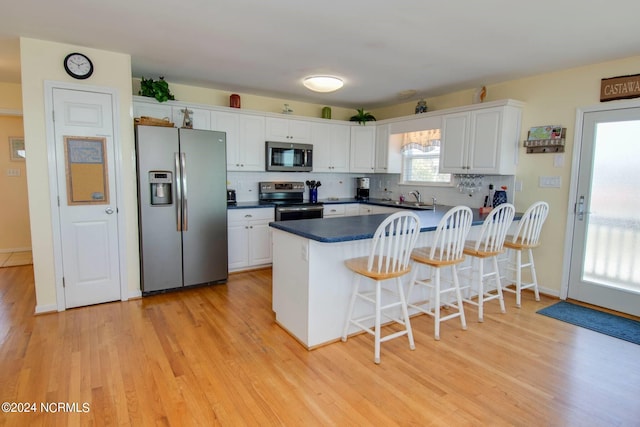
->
[181,152,188,231]
[175,152,182,231]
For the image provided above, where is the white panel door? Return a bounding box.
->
[53,88,121,308]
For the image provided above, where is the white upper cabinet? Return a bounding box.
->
[266,117,311,143]
[350,125,376,173]
[214,111,265,171]
[440,101,522,174]
[312,122,350,173]
[172,106,211,130]
[133,102,172,121]
[374,123,402,174]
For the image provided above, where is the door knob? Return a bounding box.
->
[105,207,114,214]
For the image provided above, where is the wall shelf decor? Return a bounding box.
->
[524,126,566,153]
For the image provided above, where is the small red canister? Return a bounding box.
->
[230,94,241,108]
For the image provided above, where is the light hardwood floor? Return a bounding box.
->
[1,265,639,426]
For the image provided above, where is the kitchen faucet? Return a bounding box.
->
[409,190,421,203]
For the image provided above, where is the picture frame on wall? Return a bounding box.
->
[9,137,25,161]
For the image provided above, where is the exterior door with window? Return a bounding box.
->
[567,106,640,316]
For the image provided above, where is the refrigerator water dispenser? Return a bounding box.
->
[149,171,173,205]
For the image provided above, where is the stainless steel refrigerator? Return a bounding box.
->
[135,125,228,294]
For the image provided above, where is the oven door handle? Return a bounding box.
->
[277,206,324,213]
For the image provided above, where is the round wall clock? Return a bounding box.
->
[63,52,94,79]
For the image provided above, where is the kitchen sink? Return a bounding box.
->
[377,200,436,210]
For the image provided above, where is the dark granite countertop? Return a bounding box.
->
[269,206,520,243]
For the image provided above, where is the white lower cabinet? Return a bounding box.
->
[228,208,274,271]
[358,205,400,215]
[323,204,346,217]
[324,203,361,217]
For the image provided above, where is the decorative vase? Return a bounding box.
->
[415,99,428,114]
[493,189,507,207]
[321,106,331,119]
[230,94,241,108]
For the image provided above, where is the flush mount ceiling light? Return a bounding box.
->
[303,76,344,93]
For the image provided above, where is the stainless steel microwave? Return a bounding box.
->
[265,141,313,172]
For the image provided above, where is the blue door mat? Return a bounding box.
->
[537,301,640,345]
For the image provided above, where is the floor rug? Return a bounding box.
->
[537,301,640,345]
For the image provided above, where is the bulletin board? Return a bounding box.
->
[64,136,109,205]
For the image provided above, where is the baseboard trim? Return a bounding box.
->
[34,304,58,314]
[0,247,32,254]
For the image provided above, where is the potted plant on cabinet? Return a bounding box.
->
[349,108,376,125]
[139,76,176,103]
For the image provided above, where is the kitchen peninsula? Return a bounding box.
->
[270,207,519,349]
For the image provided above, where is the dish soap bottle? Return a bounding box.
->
[493,186,508,207]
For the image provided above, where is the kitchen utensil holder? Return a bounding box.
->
[309,188,318,203]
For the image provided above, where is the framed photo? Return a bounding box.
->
[9,137,25,161]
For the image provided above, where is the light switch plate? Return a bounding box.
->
[539,176,561,188]
[554,154,565,168]
[6,168,21,177]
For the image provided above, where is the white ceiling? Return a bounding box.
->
[2,0,640,109]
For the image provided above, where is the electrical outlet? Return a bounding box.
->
[539,176,561,188]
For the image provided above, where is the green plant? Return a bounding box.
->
[139,76,175,103]
[349,108,376,125]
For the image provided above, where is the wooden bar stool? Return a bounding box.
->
[407,206,473,340]
[341,211,421,364]
[460,203,515,322]
[502,201,549,307]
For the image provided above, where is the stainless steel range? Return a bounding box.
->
[259,181,324,221]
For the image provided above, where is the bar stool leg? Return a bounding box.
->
[374,281,382,364]
[452,265,467,331]
[528,248,541,302]
[492,256,507,314]
[434,268,441,341]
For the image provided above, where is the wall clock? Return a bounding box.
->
[63,52,94,80]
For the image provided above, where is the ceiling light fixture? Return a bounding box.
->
[303,76,344,93]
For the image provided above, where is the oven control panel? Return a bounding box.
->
[259,181,305,194]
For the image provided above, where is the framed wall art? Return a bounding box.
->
[9,137,25,161]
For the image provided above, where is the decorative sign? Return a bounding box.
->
[600,73,640,102]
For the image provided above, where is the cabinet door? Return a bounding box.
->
[440,112,470,173]
[288,120,311,143]
[375,124,390,173]
[133,102,172,120]
[358,205,374,215]
[249,221,272,265]
[344,204,361,216]
[312,123,350,172]
[172,107,211,130]
[311,122,332,172]
[227,221,249,270]
[323,204,346,217]
[215,111,241,170]
[266,117,311,143]
[468,107,501,173]
[266,117,290,141]
[239,114,266,171]
[328,124,350,172]
[350,126,376,173]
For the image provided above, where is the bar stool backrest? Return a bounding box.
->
[429,206,473,262]
[510,201,549,247]
[474,203,516,252]
[367,211,421,274]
